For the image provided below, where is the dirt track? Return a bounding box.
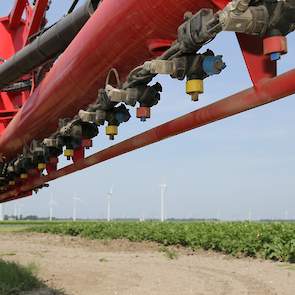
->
[0,232,294,295]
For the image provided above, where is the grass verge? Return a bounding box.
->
[0,259,63,295]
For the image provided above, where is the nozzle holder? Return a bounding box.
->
[37,163,46,170]
[186,79,204,101]
[263,35,287,61]
[64,149,74,160]
[106,125,118,140]
[20,173,28,180]
[82,139,93,149]
[136,107,151,122]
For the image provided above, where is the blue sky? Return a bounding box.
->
[1,1,295,220]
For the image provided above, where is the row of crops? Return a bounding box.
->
[20,221,295,263]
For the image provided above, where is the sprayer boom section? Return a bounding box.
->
[0,0,294,203]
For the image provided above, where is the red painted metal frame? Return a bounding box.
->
[237,33,277,86]
[24,0,48,43]
[9,0,47,41]
[0,0,47,133]
[1,67,295,203]
[0,0,222,160]
[9,0,28,29]
[0,14,29,133]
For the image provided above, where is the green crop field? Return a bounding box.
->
[5,221,291,263]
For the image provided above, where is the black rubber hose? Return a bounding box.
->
[0,0,101,89]
[68,0,80,14]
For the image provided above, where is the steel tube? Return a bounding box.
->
[1,68,295,203]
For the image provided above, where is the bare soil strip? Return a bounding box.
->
[0,232,294,295]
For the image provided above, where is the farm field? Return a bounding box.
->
[0,221,294,295]
[25,221,295,262]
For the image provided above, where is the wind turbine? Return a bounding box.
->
[0,204,4,221]
[139,211,145,222]
[14,203,17,219]
[248,209,252,222]
[284,210,289,221]
[160,183,167,222]
[17,203,23,220]
[49,194,57,221]
[107,186,113,222]
[73,196,82,222]
[217,209,221,221]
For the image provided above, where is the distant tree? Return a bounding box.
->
[23,215,38,220]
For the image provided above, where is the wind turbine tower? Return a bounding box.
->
[160,183,167,222]
[107,187,113,222]
[73,196,81,222]
[0,204,4,221]
[16,203,23,220]
[14,204,17,219]
[49,194,57,221]
[248,209,252,222]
